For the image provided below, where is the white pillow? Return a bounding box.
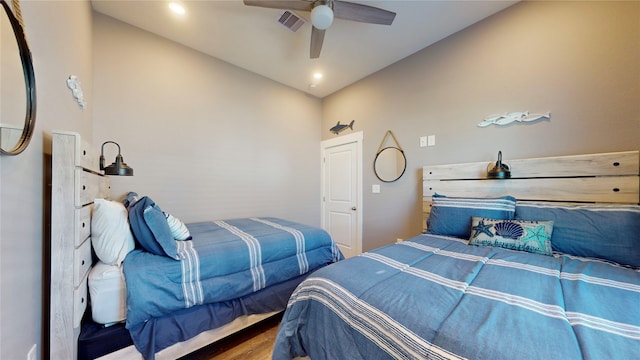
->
[91,199,135,265]
[89,261,127,325]
[164,212,191,240]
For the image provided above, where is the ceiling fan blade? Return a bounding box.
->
[310,27,326,59]
[333,0,396,25]
[243,0,313,12]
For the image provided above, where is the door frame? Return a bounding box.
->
[320,131,363,256]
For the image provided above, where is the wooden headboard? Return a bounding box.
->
[50,131,109,359]
[422,151,640,231]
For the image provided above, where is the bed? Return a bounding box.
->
[49,131,343,360]
[273,150,640,359]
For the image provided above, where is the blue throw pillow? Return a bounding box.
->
[515,202,640,267]
[123,191,141,209]
[426,194,516,239]
[125,195,179,260]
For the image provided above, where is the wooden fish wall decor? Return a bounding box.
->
[330,120,355,135]
[478,111,550,127]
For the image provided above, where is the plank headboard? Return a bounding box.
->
[422,151,640,231]
[50,131,110,359]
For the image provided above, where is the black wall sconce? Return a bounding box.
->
[487,150,511,179]
[100,141,134,176]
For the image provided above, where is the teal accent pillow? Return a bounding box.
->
[468,217,554,256]
[426,194,516,239]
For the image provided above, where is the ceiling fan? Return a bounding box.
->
[243,0,396,58]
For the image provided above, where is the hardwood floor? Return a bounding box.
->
[178,313,283,360]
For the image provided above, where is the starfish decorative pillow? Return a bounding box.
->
[468,217,554,256]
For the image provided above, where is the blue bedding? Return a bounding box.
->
[273,234,640,359]
[129,273,309,360]
[79,274,308,360]
[123,217,343,328]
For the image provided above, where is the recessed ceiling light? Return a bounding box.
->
[313,72,323,80]
[169,2,186,15]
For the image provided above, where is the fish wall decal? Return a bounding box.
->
[330,120,355,134]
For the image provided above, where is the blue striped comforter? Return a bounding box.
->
[273,234,640,359]
[123,217,343,328]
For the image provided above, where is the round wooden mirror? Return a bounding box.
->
[0,0,36,156]
[374,146,406,182]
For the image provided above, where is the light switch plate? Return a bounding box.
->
[419,136,427,147]
[427,135,436,146]
[372,184,380,193]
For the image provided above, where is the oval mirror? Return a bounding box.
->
[374,146,406,182]
[0,0,36,156]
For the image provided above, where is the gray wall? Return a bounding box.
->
[92,13,323,226]
[0,1,94,359]
[322,1,640,251]
[1,1,638,358]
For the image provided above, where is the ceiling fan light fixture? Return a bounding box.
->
[311,5,333,30]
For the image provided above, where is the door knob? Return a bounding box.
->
[351,206,357,211]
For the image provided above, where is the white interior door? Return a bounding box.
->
[321,132,362,258]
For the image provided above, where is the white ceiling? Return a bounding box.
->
[91,0,517,98]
